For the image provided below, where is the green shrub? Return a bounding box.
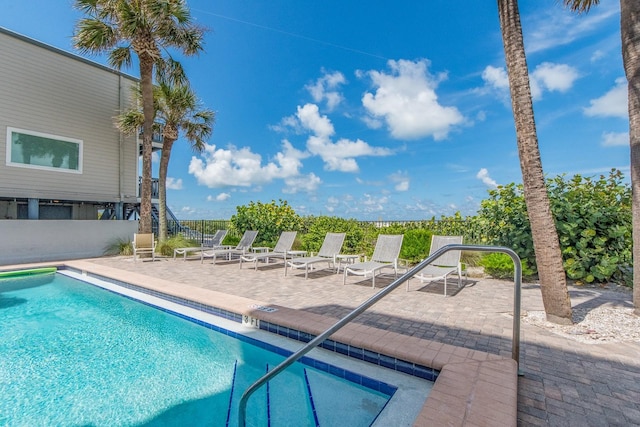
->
[229,199,303,247]
[105,238,133,256]
[476,169,631,285]
[156,235,196,257]
[479,253,534,280]
[399,229,433,264]
[301,216,366,254]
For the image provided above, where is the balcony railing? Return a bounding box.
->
[138,177,159,199]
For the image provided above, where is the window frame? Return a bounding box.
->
[5,127,83,174]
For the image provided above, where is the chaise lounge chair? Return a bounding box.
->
[201,230,258,264]
[285,232,346,279]
[407,235,463,296]
[132,233,156,262]
[343,234,403,288]
[239,231,297,270]
[173,229,228,260]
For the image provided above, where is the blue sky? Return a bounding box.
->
[0,1,629,220]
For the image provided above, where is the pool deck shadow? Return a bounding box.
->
[4,256,640,426]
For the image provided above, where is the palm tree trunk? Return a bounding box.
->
[621,0,640,314]
[138,57,155,234]
[158,138,175,242]
[497,0,573,324]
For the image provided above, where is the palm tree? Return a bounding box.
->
[497,0,573,324]
[117,81,214,241]
[564,0,639,314]
[73,0,205,234]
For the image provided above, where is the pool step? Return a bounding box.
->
[226,361,316,426]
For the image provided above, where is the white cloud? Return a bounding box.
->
[482,65,509,90]
[151,151,160,163]
[188,140,307,188]
[530,62,579,99]
[389,171,410,192]
[601,131,628,147]
[584,78,628,118]
[482,63,579,101]
[165,177,183,190]
[477,168,498,188]
[295,103,392,172]
[361,193,388,213]
[214,193,231,201]
[362,59,464,140]
[306,70,346,111]
[283,173,322,194]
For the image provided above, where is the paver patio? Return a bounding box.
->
[8,255,640,425]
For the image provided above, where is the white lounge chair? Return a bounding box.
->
[343,234,404,288]
[239,231,297,270]
[173,229,228,260]
[132,233,156,262]
[201,230,258,264]
[285,232,346,279]
[407,235,463,296]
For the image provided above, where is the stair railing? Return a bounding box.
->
[238,244,522,426]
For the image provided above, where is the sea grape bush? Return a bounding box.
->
[229,199,303,247]
[476,169,631,285]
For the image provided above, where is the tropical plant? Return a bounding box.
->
[477,170,632,285]
[229,200,303,247]
[73,0,206,234]
[496,0,573,324]
[300,216,366,254]
[563,0,640,313]
[117,81,214,241]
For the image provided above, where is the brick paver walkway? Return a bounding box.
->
[86,256,640,426]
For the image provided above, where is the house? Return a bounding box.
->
[0,27,151,264]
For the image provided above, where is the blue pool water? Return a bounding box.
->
[0,272,393,426]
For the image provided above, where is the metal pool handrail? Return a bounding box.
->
[238,244,522,426]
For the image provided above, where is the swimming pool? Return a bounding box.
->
[0,269,431,426]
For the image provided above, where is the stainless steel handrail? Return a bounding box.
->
[238,244,522,426]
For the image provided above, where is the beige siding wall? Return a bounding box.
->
[0,29,138,203]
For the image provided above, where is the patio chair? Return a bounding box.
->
[201,230,258,264]
[239,231,297,270]
[285,232,346,279]
[343,234,404,288]
[407,235,463,296]
[173,229,228,260]
[132,233,156,262]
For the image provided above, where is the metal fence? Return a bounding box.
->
[168,218,483,244]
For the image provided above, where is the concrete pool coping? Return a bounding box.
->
[3,259,518,426]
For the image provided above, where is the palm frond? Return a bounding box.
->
[562,0,600,13]
[73,18,118,53]
[108,46,133,70]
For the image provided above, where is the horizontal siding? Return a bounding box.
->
[0,30,138,202]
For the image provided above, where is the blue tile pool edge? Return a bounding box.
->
[60,266,439,389]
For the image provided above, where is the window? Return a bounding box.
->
[6,127,82,173]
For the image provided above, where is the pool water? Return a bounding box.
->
[0,272,392,426]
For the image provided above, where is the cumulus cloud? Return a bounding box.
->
[482,62,579,101]
[209,192,231,201]
[361,59,464,140]
[389,171,410,192]
[584,78,628,118]
[165,177,183,190]
[305,70,346,111]
[294,103,392,172]
[530,62,579,99]
[482,65,509,90]
[477,168,498,188]
[283,173,322,194]
[601,131,628,147]
[188,140,307,188]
